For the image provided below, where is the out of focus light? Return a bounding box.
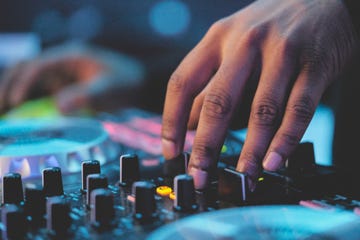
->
[149,0,190,36]
[32,10,66,43]
[68,6,103,41]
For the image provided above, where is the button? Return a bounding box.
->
[86,173,108,206]
[156,186,172,197]
[46,196,72,235]
[132,181,157,222]
[42,167,64,197]
[173,174,197,212]
[1,204,27,239]
[81,160,101,192]
[119,154,140,186]
[90,188,115,229]
[1,172,24,205]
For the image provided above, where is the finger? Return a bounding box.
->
[187,90,206,130]
[189,49,257,190]
[161,42,219,160]
[262,70,324,172]
[0,61,29,112]
[236,43,298,189]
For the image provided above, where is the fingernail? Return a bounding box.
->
[162,138,179,160]
[263,151,283,171]
[188,167,208,190]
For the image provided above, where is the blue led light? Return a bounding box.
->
[149,0,190,36]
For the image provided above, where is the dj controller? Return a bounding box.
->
[0,108,360,239]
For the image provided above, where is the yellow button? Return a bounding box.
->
[156,186,172,197]
[169,191,176,200]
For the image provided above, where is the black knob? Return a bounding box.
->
[173,174,198,212]
[42,167,64,197]
[286,142,316,174]
[86,174,108,206]
[46,196,71,235]
[1,172,24,205]
[90,188,115,228]
[24,184,46,223]
[1,204,27,239]
[132,181,156,221]
[119,154,140,186]
[163,152,190,178]
[81,160,101,192]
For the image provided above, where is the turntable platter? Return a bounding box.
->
[147,205,360,240]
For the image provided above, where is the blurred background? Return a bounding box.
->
[0,0,337,166]
[0,0,253,112]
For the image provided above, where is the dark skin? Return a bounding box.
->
[161,0,358,190]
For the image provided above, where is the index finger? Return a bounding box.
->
[161,42,219,160]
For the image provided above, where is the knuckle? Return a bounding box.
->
[251,98,280,127]
[207,19,228,36]
[277,37,299,59]
[203,90,232,121]
[287,95,315,123]
[278,131,302,147]
[243,23,268,48]
[167,72,187,95]
[191,142,217,169]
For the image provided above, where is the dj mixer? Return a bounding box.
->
[1,107,360,239]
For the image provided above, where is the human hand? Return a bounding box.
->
[161,0,358,190]
[0,43,144,115]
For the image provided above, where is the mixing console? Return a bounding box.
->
[0,108,359,239]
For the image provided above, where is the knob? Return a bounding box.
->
[1,172,24,205]
[163,152,190,179]
[286,142,316,174]
[132,181,156,221]
[81,160,101,192]
[42,167,64,197]
[86,173,108,206]
[24,184,46,223]
[46,196,72,235]
[1,204,27,239]
[90,188,115,228]
[119,154,140,186]
[173,174,198,212]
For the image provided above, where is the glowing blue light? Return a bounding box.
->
[149,0,190,36]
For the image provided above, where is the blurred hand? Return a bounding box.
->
[162,0,358,190]
[0,43,145,115]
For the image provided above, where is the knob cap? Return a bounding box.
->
[119,154,140,186]
[24,184,46,223]
[42,167,64,197]
[46,196,71,235]
[163,152,190,178]
[132,181,156,221]
[86,173,108,206]
[1,204,27,239]
[81,160,101,192]
[286,142,316,174]
[173,174,198,212]
[90,188,115,228]
[1,172,24,205]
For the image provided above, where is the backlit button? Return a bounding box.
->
[169,191,176,200]
[156,186,172,197]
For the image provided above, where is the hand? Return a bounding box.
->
[0,43,145,115]
[161,0,358,190]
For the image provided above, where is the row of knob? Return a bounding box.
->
[0,154,197,239]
